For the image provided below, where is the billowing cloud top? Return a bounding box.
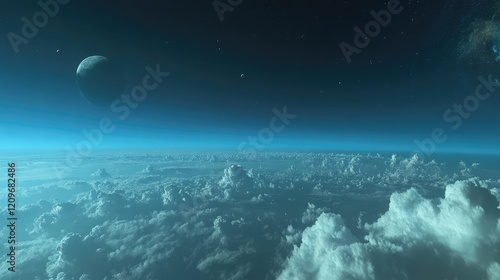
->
[279,180,500,280]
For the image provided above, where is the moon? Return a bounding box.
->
[76,55,124,106]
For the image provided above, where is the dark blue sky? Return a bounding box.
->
[2,0,500,154]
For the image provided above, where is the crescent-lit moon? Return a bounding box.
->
[76,55,124,106]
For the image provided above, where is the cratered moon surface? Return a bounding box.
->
[76,55,124,106]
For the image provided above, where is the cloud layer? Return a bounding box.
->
[0,152,498,279]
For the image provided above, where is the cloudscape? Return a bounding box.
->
[2,0,500,279]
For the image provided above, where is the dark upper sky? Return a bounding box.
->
[1,0,500,154]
